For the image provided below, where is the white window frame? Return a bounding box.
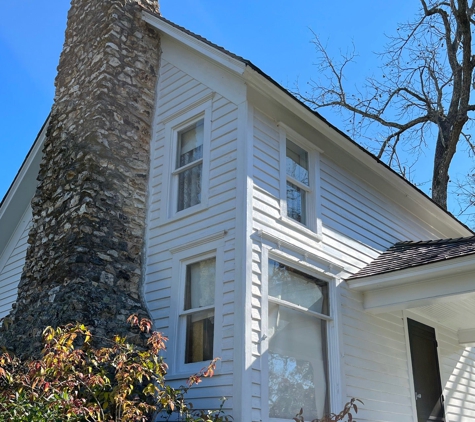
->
[168,239,224,376]
[160,100,212,223]
[261,246,342,421]
[278,123,323,242]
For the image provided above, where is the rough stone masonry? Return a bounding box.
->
[0,0,161,357]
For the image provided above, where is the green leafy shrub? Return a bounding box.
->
[0,316,232,422]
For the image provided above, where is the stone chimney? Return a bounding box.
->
[0,0,161,356]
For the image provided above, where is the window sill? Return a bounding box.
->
[159,202,209,227]
[166,358,222,381]
[278,215,323,243]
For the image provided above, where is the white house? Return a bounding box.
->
[1,11,475,422]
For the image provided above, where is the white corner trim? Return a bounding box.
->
[168,230,228,254]
[142,12,246,75]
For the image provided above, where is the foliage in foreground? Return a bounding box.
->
[0,315,231,422]
[293,398,363,422]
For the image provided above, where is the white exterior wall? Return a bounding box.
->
[144,48,243,412]
[249,107,475,421]
[0,206,31,320]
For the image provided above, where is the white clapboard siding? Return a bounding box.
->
[0,207,32,320]
[249,106,456,421]
[341,287,414,422]
[145,58,239,411]
[438,327,475,422]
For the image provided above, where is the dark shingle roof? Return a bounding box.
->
[351,236,475,279]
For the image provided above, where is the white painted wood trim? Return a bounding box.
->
[457,328,475,345]
[159,97,212,223]
[168,230,228,254]
[0,205,31,270]
[142,12,246,75]
[260,245,342,420]
[168,238,225,375]
[254,229,344,275]
[234,100,254,421]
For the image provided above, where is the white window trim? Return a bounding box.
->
[160,100,212,223]
[278,122,323,242]
[168,238,225,376]
[261,246,342,421]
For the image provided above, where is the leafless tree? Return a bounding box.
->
[297,0,475,211]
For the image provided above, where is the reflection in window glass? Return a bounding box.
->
[268,259,328,314]
[286,140,309,186]
[268,261,328,420]
[286,181,306,224]
[184,258,215,364]
[176,119,204,212]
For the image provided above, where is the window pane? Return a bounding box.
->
[268,260,328,314]
[185,311,214,363]
[286,181,306,224]
[268,303,328,419]
[286,140,309,185]
[177,120,204,168]
[177,163,202,211]
[185,258,216,310]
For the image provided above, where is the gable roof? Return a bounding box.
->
[350,236,475,280]
[143,11,473,237]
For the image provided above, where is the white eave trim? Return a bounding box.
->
[243,66,472,238]
[347,253,475,292]
[142,11,247,75]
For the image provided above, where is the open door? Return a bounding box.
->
[407,318,445,422]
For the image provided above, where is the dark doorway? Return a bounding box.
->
[407,318,445,422]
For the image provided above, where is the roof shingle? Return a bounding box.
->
[350,236,475,279]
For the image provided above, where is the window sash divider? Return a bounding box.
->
[180,305,215,316]
[173,158,203,175]
[268,297,332,321]
[286,175,311,192]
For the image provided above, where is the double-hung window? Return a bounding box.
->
[175,119,204,212]
[267,259,330,420]
[162,99,211,221]
[182,257,216,364]
[286,140,310,224]
[279,123,322,239]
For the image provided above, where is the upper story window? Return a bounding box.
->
[278,123,322,240]
[161,98,212,222]
[286,140,310,224]
[176,119,204,212]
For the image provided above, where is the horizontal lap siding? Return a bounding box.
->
[342,288,414,422]
[145,60,238,411]
[250,108,448,421]
[438,327,475,421]
[0,207,32,320]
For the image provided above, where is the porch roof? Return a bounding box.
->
[350,236,475,280]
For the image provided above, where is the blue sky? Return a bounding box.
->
[1,1,470,221]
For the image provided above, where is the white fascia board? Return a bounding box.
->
[364,269,475,313]
[0,120,46,255]
[347,253,475,292]
[142,12,246,76]
[243,66,472,238]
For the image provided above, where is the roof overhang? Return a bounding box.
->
[0,119,47,258]
[347,254,475,344]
